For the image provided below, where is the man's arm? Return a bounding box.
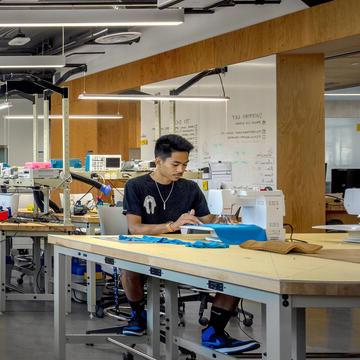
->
[127,214,169,235]
[198,213,216,224]
[127,212,202,235]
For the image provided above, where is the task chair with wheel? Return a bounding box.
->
[92,205,130,320]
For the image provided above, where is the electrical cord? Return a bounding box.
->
[236,300,260,344]
[107,180,124,196]
[283,223,308,243]
[325,194,344,202]
[218,73,226,97]
[36,264,44,292]
[75,185,95,205]
[283,223,294,241]
[37,211,62,223]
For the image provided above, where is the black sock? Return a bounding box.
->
[128,299,146,318]
[208,306,232,333]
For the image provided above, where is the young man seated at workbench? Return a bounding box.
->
[121,134,259,355]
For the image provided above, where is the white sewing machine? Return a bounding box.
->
[313,188,360,243]
[207,189,286,240]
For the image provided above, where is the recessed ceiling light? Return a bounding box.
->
[94,32,141,45]
[8,29,31,46]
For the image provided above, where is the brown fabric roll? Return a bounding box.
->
[240,240,322,254]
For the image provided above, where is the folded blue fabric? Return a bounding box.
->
[186,240,228,248]
[201,224,267,245]
[118,235,229,248]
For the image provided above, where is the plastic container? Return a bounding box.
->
[24,162,51,169]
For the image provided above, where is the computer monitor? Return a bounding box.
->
[331,169,360,194]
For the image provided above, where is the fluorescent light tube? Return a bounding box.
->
[0,9,184,27]
[0,55,65,68]
[0,102,12,111]
[4,114,123,120]
[78,93,230,103]
[325,93,360,97]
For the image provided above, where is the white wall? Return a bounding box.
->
[141,55,277,189]
[0,99,44,165]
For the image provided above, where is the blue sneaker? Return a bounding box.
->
[121,310,147,336]
[201,326,260,355]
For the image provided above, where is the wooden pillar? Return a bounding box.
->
[97,100,141,160]
[277,54,325,232]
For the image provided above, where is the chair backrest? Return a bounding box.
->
[0,193,19,216]
[97,206,128,235]
[59,192,95,211]
[113,188,125,207]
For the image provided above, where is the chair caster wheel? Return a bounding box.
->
[243,318,253,327]
[17,278,23,285]
[122,352,134,360]
[179,346,196,359]
[198,317,209,326]
[186,356,197,360]
[95,304,104,318]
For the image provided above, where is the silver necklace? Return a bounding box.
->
[153,178,174,210]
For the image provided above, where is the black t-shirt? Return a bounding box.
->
[123,174,210,224]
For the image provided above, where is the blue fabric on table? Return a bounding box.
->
[186,240,228,248]
[118,235,229,248]
[201,224,267,245]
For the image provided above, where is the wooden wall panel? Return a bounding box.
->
[277,54,325,232]
[97,100,140,159]
[50,100,98,159]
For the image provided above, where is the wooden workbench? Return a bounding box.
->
[17,209,100,226]
[49,232,360,296]
[49,232,360,360]
[0,221,75,232]
[0,221,75,313]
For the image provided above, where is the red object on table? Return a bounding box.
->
[0,210,9,221]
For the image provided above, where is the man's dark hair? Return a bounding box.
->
[154,134,194,159]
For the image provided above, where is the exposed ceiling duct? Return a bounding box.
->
[300,0,333,7]
[0,0,286,80]
[157,0,217,9]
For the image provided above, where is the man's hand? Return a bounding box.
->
[171,209,202,231]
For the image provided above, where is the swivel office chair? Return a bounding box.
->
[95,205,130,319]
[86,206,140,360]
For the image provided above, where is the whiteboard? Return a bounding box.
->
[141,55,277,189]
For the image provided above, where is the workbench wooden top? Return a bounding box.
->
[0,222,75,232]
[18,209,100,224]
[48,233,360,296]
